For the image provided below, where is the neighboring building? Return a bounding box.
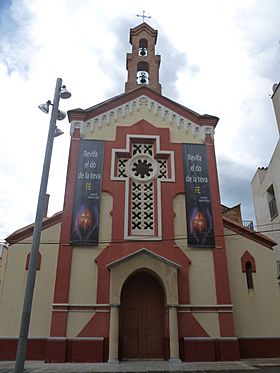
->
[251,82,280,286]
[1,22,280,363]
[0,243,8,297]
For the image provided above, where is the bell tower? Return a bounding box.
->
[125,22,162,94]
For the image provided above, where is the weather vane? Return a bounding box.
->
[136,10,151,23]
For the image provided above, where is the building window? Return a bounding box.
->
[139,38,148,56]
[267,184,278,219]
[26,252,41,270]
[276,260,280,280]
[245,261,254,290]
[241,251,256,292]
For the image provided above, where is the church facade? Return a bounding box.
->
[1,22,280,363]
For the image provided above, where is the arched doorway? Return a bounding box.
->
[119,271,165,360]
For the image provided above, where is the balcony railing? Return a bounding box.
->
[242,220,254,230]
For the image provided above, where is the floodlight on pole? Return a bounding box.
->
[60,85,71,99]
[38,100,51,114]
[54,127,64,137]
[57,110,67,121]
[15,78,71,373]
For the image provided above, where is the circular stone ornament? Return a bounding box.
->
[126,154,159,182]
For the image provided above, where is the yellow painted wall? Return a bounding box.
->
[66,192,112,336]
[225,227,280,336]
[173,193,219,336]
[68,247,100,305]
[0,245,8,298]
[66,312,94,338]
[0,223,60,337]
[173,193,217,305]
[193,313,220,337]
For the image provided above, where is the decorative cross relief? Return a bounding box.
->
[111,135,175,240]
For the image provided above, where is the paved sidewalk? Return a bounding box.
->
[0,359,280,372]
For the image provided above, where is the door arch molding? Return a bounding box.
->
[107,248,181,363]
[107,248,180,305]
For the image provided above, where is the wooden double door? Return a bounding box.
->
[119,271,164,359]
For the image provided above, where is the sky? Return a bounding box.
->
[0,0,279,241]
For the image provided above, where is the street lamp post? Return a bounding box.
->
[15,78,71,373]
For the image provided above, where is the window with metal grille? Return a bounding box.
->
[267,185,278,219]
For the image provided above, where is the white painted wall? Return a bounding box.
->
[251,82,280,284]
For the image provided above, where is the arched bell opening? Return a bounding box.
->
[137,61,149,85]
[139,38,148,56]
[119,269,166,360]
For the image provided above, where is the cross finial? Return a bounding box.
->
[136,10,151,23]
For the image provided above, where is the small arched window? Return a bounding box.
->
[245,261,254,290]
[241,251,256,292]
[139,38,148,56]
[26,252,41,270]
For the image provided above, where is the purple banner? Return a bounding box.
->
[70,140,104,245]
[183,143,215,247]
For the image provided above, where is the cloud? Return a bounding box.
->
[157,30,200,100]
[0,0,36,76]
[217,156,256,222]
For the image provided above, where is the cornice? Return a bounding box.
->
[70,95,215,141]
[107,248,181,270]
[6,212,62,245]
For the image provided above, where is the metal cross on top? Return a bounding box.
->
[136,10,151,23]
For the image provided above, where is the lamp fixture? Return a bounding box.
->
[57,110,66,121]
[54,127,64,137]
[38,100,51,114]
[60,85,71,99]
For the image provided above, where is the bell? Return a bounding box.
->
[140,73,147,84]
[140,47,146,56]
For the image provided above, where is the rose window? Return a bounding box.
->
[132,159,153,178]
[127,154,158,182]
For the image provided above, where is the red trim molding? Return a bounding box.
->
[1,337,280,362]
[205,139,235,337]
[50,133,80,337]
[241,251,256,272]
[6,212,62,245]
[223,216,275,249]
[181,337,240,361]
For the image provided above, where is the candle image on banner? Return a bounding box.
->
[70,140,104,245]
[183,143,215,247]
